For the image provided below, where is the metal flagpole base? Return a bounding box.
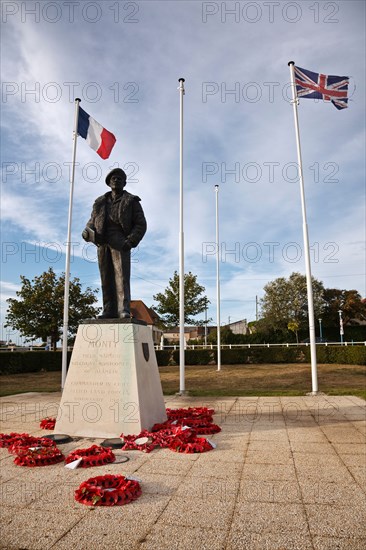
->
[306,391,327,397]
[101,438,125,449]
[175,390,190,397]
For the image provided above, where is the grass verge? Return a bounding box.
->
[0,363,365,399]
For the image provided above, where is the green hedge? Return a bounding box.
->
[155,350,172,367]
[220,349,250,365]
[0,351,72,375]
[304,345,366,365]
[172,349,215,366]
[1,346,364,375]
[156,346,366,366]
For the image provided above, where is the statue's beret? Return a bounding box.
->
[105,168,127,186]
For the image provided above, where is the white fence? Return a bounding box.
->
[1,341,365,352]
[154,341,366,351]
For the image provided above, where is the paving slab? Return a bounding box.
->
[241,463,298,482]
[156,495,236,529]
[229,501,310,535]
[138,525,228,550]
[226,531,314,550]
[312,536,366,549]
[305,504,366,539]
[52,495,171,549]
[0,393,365,549]
[0,507,87,550]
[238,479,303,504]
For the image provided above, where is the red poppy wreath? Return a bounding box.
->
[65,445,115,468]
[0,432,56,454]
[40,418,56,430]
[14,446,64,467]
[75,474,141,506]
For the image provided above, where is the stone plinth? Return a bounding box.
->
[55,320,167,438]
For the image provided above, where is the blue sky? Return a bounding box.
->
[1,0,365,343]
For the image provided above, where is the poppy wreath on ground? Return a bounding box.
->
[193,423,221,435]
[152,407,221,436]
[170,418,221,435]
[166,407,214,421]
[169,436,214,454]
[121,431,158,453]
[122,425,214,454]
[172,416,212,428]
[0,432,30,448]
[9,438,57,455]
[0,433,56,453]
[152,425,196,448]
[14,446,64,467]
[40,418,56,430]
[120,407,219,454]
[65,445,116,467]
[121,425,196,453]
[75,474,142,506]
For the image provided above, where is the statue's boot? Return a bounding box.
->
[119,311,130,319]
[98,311,118,319]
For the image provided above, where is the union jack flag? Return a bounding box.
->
[294,66,349,110]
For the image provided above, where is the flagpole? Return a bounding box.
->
[178,78,186,394]
[61,97,81,390]
[215,185,221,371]
[288,62,318,394]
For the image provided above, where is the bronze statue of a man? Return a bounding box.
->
[82,168,146,319]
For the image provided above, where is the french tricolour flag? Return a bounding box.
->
[77,106,116,159]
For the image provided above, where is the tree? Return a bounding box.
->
[260,272,325,332]
[153,271,209,326]
[287,320,300,344]
[208,326,236,345]
[5,268,100,349]
[322,288,366,327]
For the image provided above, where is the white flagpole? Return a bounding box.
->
[215,185,221,371]
[288,62,318,394]
[61,98,81,389]
[178,78,186,394]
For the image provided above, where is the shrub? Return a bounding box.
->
[1,345,364,375]
[0,351,72,375]
[308,346,366,365]
[155,350,172,367]
[172,349,214,366]
[250,347,301,363]
[220,349,250,364]
[156,346,366,366]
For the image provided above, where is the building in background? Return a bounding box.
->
[163,326,207,344]
[225,319,248,335]
[163,320,248,344]
[130,300,163,345]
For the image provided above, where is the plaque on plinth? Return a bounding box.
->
[55,319,167,438]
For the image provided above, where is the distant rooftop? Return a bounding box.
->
[130,300,160,325]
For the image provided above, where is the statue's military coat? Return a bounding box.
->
[87,190,146,247]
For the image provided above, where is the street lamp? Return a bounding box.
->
[338,310,344,345]
[318,318,323,341]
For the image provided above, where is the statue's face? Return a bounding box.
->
[109,173,126,192]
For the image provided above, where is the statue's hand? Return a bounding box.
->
[122,239,132,251]
[82,228,90,242]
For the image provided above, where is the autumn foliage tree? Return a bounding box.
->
[260,272,325,333]
[5,268,100,349]
[322,289,366,327]
[259,273,365,339]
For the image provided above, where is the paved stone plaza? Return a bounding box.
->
[0,393,365,549]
